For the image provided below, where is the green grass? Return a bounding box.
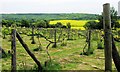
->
[1,30,119,70]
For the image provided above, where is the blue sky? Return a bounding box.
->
[0,0,120,14]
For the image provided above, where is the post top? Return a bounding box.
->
[103,3,110,6]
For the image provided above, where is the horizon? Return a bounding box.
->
[0,12,99,15]
[0,0,120,14]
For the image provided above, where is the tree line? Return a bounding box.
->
[2,19,67,28]
[1,13,98,21]
[84,7,120,30]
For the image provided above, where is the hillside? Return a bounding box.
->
[1,13,99,20]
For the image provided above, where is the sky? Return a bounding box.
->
[0,0,120,14]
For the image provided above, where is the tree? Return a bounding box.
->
[21,19,30,27]
[36,20,47,28]
[97,7,120,29]
[44,20,49,28]
[2,19,14,27]
[84,21,98,29]
[66,22,71,29]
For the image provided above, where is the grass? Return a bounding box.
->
[1,29,119,71]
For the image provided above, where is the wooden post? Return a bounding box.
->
[87,29,91,55]
[31,26,36,44]
[112,37,120,72]
[11,29,16,72]
[16,31,43,71]
[103,3,112,71]
[68,28,70,40]
[53,28,57,48]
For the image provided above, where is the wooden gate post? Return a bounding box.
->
[103,3,112,71]
[11,29,16,72]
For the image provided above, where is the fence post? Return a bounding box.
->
[53,28,57,48]
[103,3,112,71]
[87,29,91,55]
[31,26,36,44]
[11,29,16,72]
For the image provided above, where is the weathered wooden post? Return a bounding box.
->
[52,28,57,48]
[112,37,120,72]
[11,29,16,72]
[16,31,43,71]
[103,3,112,71]
[87,29,91,55]
[31,25,36,44]
[67,23,71,40]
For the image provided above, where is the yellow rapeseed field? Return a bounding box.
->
[49,20,98,30]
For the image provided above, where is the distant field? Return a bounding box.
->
[49,20,98,30]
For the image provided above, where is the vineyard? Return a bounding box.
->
[1,3,120,72]
[1,26,120,71]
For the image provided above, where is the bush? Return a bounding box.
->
[97,40,104,49]
[43,60,62,70]
[61,42,67,46]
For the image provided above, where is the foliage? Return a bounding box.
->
[84,21,98,29]
[2,19,14,27]
[1,13,99,20]
[54,22,66,28]
[21,19,30,27]
[97,42,103,49]
[35,20,49,28]
[97,7,120,29]
[43,60,62,70]
[66,22,71,29]
[83,7,120,30]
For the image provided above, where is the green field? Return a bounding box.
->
[50,20,99,30]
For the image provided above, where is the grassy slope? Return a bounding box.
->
[2,33,119,70]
